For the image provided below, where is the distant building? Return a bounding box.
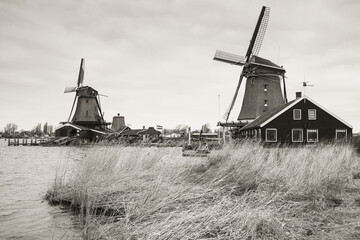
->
[119,127,161,142]
[111,114,127,132]
[238,93,352,143]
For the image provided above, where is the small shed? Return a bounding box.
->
[239,94,352,143]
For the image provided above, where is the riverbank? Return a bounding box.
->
[46,142,360,239]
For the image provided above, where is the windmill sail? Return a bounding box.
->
[64,86,77,93]
[249,6,270,57]
[77,58,85,87]
[214,50,245,66]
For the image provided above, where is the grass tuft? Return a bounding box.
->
[47,141,360,239]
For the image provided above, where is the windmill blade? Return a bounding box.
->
[68,94,77,122]
[95,96,105,121]
[282,73,288,103]
[213,50,245,66]
[245,6,270,59]
[77,58,85,87]
[223,70,245,121]
[64,86,78,93]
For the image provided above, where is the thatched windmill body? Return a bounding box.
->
[214,6,287,126]
[64,58,110,130]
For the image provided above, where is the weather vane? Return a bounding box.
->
[302,81,314,95]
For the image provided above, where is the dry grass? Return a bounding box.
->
[47,141,360,239]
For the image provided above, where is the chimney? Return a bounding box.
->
[143,126,145,130]
[296,92,302,99]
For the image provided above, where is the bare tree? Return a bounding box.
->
[32,123,42,136]
[174,124,190,134]
[4,123,18,135]
[47,125,54,135]
[43,122,48,134]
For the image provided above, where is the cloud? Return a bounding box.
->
[0,0,359,132]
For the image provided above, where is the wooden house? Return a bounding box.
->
[119,127,161,142]
[239,93,352,143]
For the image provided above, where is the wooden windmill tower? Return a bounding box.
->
[214,6,287,125]
[64,58,110,130]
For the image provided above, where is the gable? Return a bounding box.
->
[260,96,352,129]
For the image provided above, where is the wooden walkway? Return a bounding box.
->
[7,138,49,146]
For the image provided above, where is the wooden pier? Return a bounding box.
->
[7,138,49,146]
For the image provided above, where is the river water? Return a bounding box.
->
[0,139,88,239]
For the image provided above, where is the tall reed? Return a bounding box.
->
[47,141,360,239]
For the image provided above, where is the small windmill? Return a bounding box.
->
[214,6,287,122]
[64,58,109,129]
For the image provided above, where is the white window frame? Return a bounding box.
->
[265,128,277,142]
[335,129,347,139]
[307,129,318,143]
[308,109,316,120]
[293,109,301,120]
[292,128,303,142]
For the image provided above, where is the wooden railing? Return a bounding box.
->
[7,138,49,146]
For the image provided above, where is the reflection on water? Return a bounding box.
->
[0,140,87,239]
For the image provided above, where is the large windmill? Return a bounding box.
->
[63,58,110,130]
[214,6,287,126]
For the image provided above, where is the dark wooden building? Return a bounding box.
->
[239,94,352,143]
[119,127,161,142]
[55,123,110,141]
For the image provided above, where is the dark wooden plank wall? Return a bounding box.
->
[259,99,352,143]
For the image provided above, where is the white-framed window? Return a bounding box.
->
[293,109,301,120]
[292,129,303,142]
[335,129,347,139]
[308,109,316,120]
[265,128,277,142]
[307,129,318,142]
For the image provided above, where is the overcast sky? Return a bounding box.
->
[1,0,359,132]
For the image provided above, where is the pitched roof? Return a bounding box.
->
[241,99,296,130]
[55,123,109,134]
[120,127,161,136]
[138,127,161,136]
[120,129,144,136]
[56,123,90,131]
[241,95,353,130]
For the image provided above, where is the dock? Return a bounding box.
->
[7,138,49,146]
